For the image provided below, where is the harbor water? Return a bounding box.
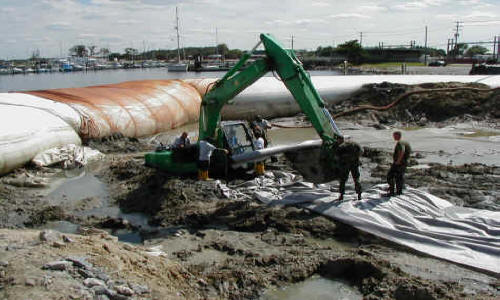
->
[0,69,341,93]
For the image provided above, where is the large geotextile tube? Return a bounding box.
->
[1,75,500,175]
[24,80,202,139]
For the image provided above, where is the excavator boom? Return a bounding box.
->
[199,33,342,145]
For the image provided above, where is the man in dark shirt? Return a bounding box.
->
[385,131,411,196]
[335,136,363,201]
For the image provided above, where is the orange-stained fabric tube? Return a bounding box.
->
[23,80,202,139]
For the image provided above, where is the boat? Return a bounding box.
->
[167,7,188,72]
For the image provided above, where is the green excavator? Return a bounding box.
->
[145,33,343,178]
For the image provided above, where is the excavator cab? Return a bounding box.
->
[222,121,255,156]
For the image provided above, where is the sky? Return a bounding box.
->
[0,0,499,59]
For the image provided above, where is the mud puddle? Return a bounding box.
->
[261,275,362,300]
[41,166,155,244]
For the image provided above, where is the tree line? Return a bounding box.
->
[68,44,242,60]
[67,41,490,63]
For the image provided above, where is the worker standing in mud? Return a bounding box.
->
[336,136,363,201]
[253,131,266,175]
[251,115,272,147]
[385,131,411,196]
[198,138,228,180]
[174,132,190,148]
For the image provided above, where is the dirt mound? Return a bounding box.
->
[85,133,153,154]
[332,82,500,123]
[0,228,202,299]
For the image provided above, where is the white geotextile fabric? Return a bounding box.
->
[32,144,104,168]
[0,104,81,175]
[0,93,82,131]
[225,172,500,275]
[222,75,500,119]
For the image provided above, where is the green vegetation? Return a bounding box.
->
[464,45,489,58]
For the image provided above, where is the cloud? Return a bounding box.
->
[82,14,106,20]
[0,0,499,59]
[464,11,497,19]
[99,36,123,42]
[311,1,330,7]
[458,0,481,4]
[78,33,98,38]
[116,19,143,25]
[46,22,72,31]
[330,13,371,19]
[265,19,290,26]
[0,7,16,13]
[393,0,450,10]
[294,18,328,25]
[359,4,387,11]
[435,13,458,20]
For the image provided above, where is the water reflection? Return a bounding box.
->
[261,275,362,300]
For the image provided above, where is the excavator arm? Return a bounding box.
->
[146,33,342,176]
[199,33,343,145]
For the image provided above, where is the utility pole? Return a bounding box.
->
[291,34,294,50]
[493,36,497,60]
[424,26,428,65]
[453,21,463,57]
[215,27,219,56]
[359,32,363,47]
[175,6,181,63]
[497,35,500,62]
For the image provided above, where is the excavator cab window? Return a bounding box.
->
[223,123,254,155]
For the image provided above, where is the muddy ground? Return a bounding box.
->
[0,82,499,299]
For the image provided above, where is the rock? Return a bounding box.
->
[41,275,53,287]
[62,235,74,243]
[77,268,95,279]
[83,278,106,288]
[52,241,66,248]
[122,244,134,251]
[115,285,134,296]
[92,285,110,295]
[103,244,111,253]
[39,230,61,242]
[0,261,8,267]
[42,261,71,271]
[129,283,150,295]
[25,278,36,286]
[94,270,110,282]
[95,295,110,300]
[66,256,93,270]
[197,278,208,286]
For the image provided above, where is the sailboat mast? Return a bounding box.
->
[176,6,181,63]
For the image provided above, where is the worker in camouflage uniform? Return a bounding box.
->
[335,136,363,201]
[385,131,411,196]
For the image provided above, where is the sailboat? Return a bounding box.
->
[167,6,188,72]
